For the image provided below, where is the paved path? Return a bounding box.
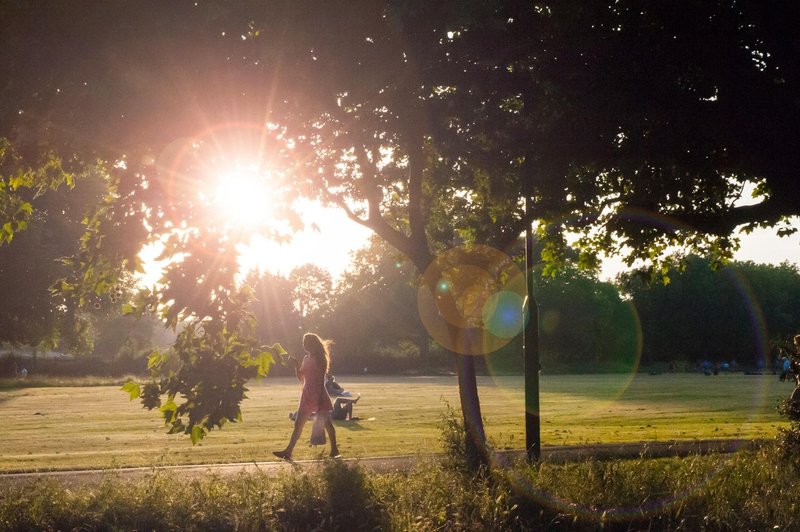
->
[0,438,765,486]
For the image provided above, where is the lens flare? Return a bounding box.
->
[482,291,526,339]
[418,245,526,356]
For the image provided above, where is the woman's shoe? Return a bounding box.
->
[273,450,292,461]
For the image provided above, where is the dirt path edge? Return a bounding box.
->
[0,438,769,486]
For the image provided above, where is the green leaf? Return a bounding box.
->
[8,173,24,190]
[255,350,275,377]
[160,396,177,423]
[166,418,186,434]
[121,380,141,400]
[267,342,287,357]
[147,350,167,369]
[190,425,205,444]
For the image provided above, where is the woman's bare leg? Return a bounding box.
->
[274,412,309,459]
[324,413,339,457]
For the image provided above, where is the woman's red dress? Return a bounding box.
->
[297,354,333,415]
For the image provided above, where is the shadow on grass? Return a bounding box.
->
[333,419,372,432]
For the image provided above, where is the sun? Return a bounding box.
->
[146,121,375,281]
[210,164,275,227]
[206,163,373,280]
[212,166,271,225]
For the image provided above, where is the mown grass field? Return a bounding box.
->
[0,372,792,473]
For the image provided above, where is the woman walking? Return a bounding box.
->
[274,333,340,460]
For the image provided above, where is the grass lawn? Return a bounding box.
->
[0,372,792,473]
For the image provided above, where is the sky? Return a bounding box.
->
[137,202,373,287]
[238,205,373,279]
[733,226,800,266]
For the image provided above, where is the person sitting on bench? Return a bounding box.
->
[325,374,360,420]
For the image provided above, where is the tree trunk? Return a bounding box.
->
[456,353,488,469]
[410,253,490,471]
[368,178,490,468]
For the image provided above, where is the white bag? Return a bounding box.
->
[310,412,327,445]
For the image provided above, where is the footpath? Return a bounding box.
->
[0,438,765,486]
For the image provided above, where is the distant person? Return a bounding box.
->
[781,356,792,381]
[273,333,339,461]
[325,374,345,396]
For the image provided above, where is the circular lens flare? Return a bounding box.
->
[482,291,526,339]
[418,245,526,356]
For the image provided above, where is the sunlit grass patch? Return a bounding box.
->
[0,373,790,472]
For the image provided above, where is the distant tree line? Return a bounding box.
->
[622,256,800,371]
[249,240,800,375]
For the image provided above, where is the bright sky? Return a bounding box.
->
[136,202,373,287]
[238,202,373,279]
[598,225,800,281]
[729,185,800,267]
[733,225,800,265]
[598,183,800,279]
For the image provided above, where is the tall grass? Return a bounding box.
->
[3,411,800,530]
